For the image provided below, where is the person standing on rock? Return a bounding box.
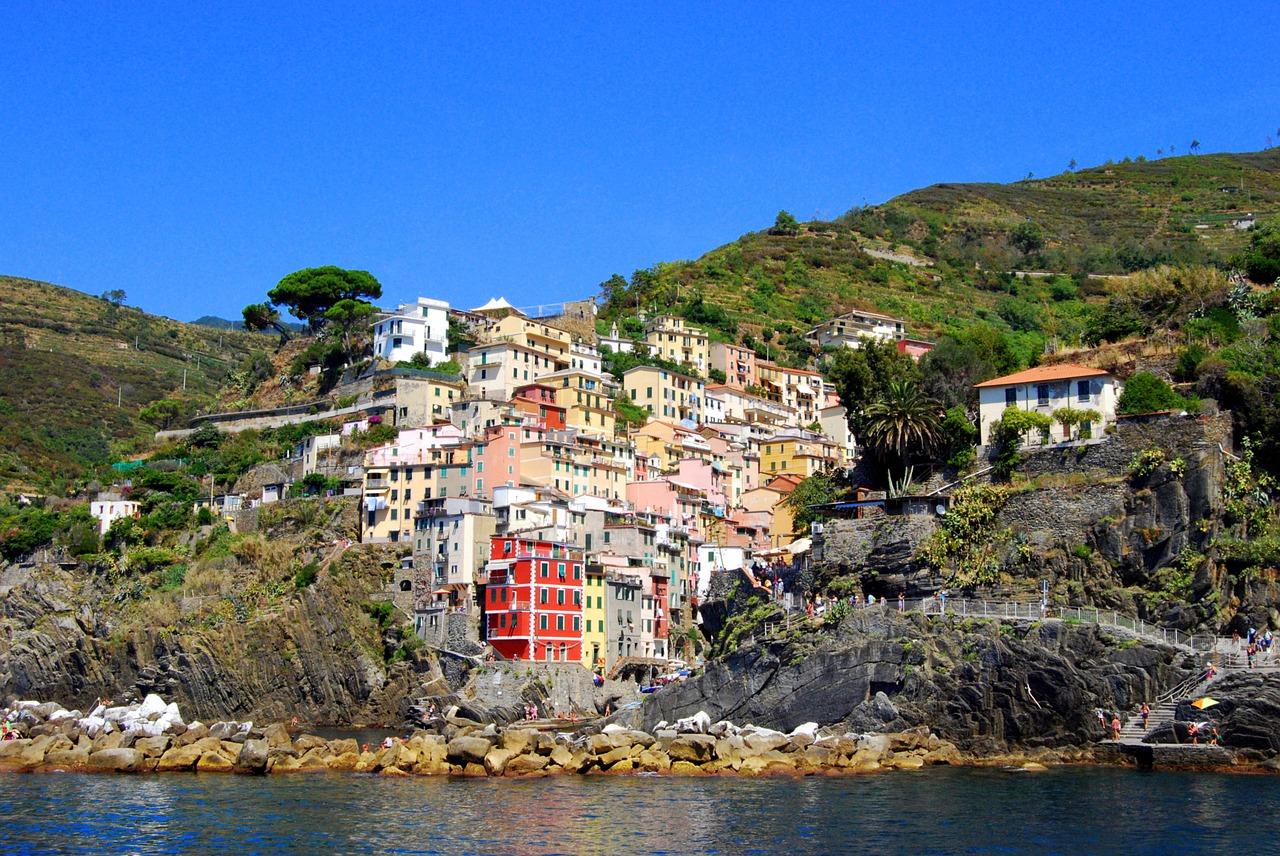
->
[1140,703,1150,730]
[898,593,905,613]
[1111,715,1121,740]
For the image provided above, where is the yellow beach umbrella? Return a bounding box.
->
[1191,697,1219,709]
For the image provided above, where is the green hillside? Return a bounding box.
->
[0,277,272,491]
[596,149,1280,369]
[867,148,1280,272]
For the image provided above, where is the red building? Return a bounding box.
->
[484,536,585,662]
[896,338,935,361]
[513,383,567,432]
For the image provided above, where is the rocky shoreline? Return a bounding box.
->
[0,693,1061,778]
[0,694,1267,777]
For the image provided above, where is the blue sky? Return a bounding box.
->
[3,2,1278,322]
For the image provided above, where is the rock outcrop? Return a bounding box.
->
[643,611,1199,754]
[0,535,435,727]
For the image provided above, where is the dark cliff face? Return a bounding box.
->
[0,549,435,726]
[816,414,1277,634]
[644,611,1198,753]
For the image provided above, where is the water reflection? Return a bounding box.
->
[0,767,1278,855]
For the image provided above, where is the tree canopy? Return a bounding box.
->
[241,303,291,339]
[1117,372,1191,415]
[826,340,921,435]
[862,380,942,491]
[266,266,382,332]
[1240,221,1280,285]
[325,298,375,352]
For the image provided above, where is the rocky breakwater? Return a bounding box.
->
[0,693,963,778]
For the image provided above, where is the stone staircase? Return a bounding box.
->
[1119,702,1175,744]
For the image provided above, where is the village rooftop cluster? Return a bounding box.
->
[92,295,1124,676]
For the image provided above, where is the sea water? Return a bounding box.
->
[0,766,1276,855]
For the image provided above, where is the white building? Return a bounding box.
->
[89,500,141,535]
[805,310,906,349]
[975,364,1123,446]
[374,297,450,366]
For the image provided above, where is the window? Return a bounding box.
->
[574,616,581,631]
[557,589,565,605]
[539,614,548,630]
[1037,385,1050,406]
[500,614,506,628]
[1077,380,1090,402]
[574,590,581,605]
[1005,388,1017,407]
[540,588,549,604]
[556,615,564,631]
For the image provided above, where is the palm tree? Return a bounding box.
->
[862,380,942,496]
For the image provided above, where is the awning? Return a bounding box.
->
[787,537,812,555]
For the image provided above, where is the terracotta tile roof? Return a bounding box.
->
[974,364,1111,388]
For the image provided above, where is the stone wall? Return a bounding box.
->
[994,412,1231,482]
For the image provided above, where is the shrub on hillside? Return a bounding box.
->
[1117,372,1191,415]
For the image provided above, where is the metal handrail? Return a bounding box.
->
[916,597,1224,654]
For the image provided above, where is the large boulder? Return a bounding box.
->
[43,745,91,769]
[197,751,235,772]
[505,752,550,775]
[446,736,494,766]
[134,736,172,759]
[155,744,203,773]
[483,747,515,776]
[667,734,717,763]
[262,724,292,748]
[234,739,270,774]
[88,748,146,772]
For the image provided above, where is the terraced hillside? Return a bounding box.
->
[0,277,270,490]
[596,149,1280,365]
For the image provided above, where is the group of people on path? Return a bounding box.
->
[1236,627,1273,669]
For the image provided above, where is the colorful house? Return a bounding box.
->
[975,364,1122,446]
[484,536,585,662]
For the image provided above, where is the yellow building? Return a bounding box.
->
[622,365,704,424]
[759,428,840,479]
[541,368,616,438]
[390,372,465,427]
[362,429,477,544]
[581,562,608,669]
[644,315,709,374]
[519,428,629,501]
[756,363,824,427]
[740,475,802,550]
[483,312,573,361]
